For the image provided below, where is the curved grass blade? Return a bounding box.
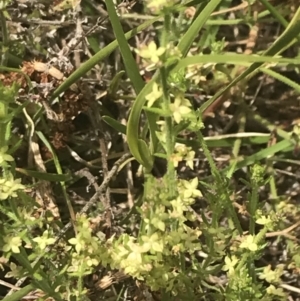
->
[232,139,294,172]
[260,67,300,93]
[16,168,72,182]
[1,284,35,301]
[13,251,63,301]
[126,0,223,169]
[36,131,76,225]
[105,0,158,169]
[126,74,159,170]
[108,70,126,96]
[178,0,223,57]
[103,115,127,134]
[172,54,299,72]
[51,16,161,100]
[199,7,300,113]
[104,114,270,147]
[258,0,289,28]
[105,0,144,93]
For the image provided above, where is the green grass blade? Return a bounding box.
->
[51,16,160,100]
[126,75,159,170]
[230,140,294,173]
[105,0,144,94]
[108,70,126,96]
[104,112,270,148]
[260,67,300,93]
[263,8,300,56]
[126,0,222,169]
[199,7,300,113]
[36,131,76,223]
[13,252,63,301]
[172,54,299,71]
[16,168,71,182]
[1,284,35,301]
[178,0,223,57]
[103,115,127,133]
[105,0,159,170]
[258,0,289,28]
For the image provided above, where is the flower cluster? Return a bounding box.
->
[91,175,203,291]
[169,94,192,124]
[0,173,25,200]
[67,215,103,276]
[170,143,195,169]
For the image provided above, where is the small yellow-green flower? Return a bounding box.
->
[240,235,258,251]
[3,236,22,253]
[170,152,183,168]
[170,196,186,216]
[259,264,284,283]
[222,255,238,275]
[173,144,195,169]
[33,230,55,251]
[256,215,272,225]
[151,216,166,232]
[170,96,192,123]
[126,243,143,265]
[185,149,195,169]
[5,262,23,278]
[181,227,202,251]
[141,232,164,253]
[266,285,285,297]
[136,41,165,64]
[293,123,300,137]
[181,178,202,199]
[86,257,99,267]
[0,175,25,200]
[175,143,187,154]
[69,235,85,253]
[145,82,162,107]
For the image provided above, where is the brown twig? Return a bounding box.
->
[266,220,300,239]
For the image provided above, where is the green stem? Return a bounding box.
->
[232,111,246,158]
[265,154,278,200]
[258,0,289,28]
[0,106,7,148]
[250,112,291,141]
[159,13,176,198]
[197,130,243,235]
[236,227,268,271]
[0,11,8,66]
[249,184,258,235]
[160,67,173,156]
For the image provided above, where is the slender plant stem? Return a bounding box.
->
[232,111,246,158]
[197,130,243,235]
[249,183,258,235]
[160,13,176,198]
[0,11,8,66]
[0,100,7,148]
